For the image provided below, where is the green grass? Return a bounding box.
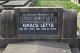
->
[35,0,80,12]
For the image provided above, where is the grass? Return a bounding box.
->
[35,0,80,12]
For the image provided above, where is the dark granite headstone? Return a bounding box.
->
[0,7,77,40]
[78,0,80,3]
[14,7,63,39]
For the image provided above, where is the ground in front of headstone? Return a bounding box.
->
[0,48,5,53]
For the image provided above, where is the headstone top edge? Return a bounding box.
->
[14,7,63,9]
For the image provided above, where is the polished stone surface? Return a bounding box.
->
[2,41,71,53]
[3,0,29,7]
[71,48,80,53]
[0,1,6,4]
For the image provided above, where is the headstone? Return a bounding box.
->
[14,7,63,39]
[78,0,80,3]
[0,7,77,40]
